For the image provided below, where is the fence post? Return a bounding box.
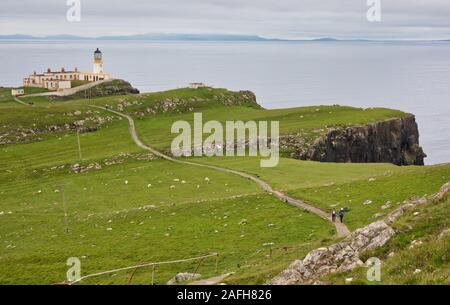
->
[215,254,219,273]
[151,265,155,285]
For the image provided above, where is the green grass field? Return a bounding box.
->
[0,86,448,284]
[195,157,450,230]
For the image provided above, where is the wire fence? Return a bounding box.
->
[67,252,219,285]
[62,241,318,285]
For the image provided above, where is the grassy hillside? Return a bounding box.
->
[197,157,450,230]
[321,193,449,284]
[0,86,448,284]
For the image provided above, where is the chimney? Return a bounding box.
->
[61,67,65,73]
[75,67,78,72]
[47,68,51,73]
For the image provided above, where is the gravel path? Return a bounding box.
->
[13,97,31,106]
[91,105,351,238]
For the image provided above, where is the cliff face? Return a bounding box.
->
[298,115,426,166]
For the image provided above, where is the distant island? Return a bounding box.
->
[2,33,449,42]
[0,33,281,41]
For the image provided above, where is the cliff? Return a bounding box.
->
[290,114,426,166]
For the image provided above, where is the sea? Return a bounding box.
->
[1,40,449,164]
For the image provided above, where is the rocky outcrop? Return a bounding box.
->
[167,273,201,285]
[116,89,260,118]
[0,112,114,145]
[295,115,426,166]
[268,182,449,285]
[53,79,139,101]
[269,221,394,285]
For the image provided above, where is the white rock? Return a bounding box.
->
[413,269,422,275]
[363,200,372,205]
[167,273,201,285]
[409,240,423,249]
[381,202,392,210]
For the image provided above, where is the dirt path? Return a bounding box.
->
[13,97,31,106]
[91,105,351,238]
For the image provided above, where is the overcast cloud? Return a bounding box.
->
[1,0,450,39]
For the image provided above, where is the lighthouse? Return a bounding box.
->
[93,48,103,74]
[23,48,111,90]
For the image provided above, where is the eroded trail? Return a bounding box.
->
[92,106,350,237]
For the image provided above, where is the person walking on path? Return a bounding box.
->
[331,210,336,222]
[339,208,345,223]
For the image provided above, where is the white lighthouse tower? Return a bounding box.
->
[93,48,103,74]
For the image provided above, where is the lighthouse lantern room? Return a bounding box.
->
[93,48,104,74]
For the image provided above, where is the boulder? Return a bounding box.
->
[167,273,201,285]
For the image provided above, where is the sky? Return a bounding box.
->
[1,0,450,40]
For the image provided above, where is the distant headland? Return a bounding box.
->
[1,33,449,42]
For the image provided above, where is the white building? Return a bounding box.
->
[11,88,25,96]
[23,48,111,91]
[189,82,207,89]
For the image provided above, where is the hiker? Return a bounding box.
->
[331,210,336,222]
[339,208,345,223]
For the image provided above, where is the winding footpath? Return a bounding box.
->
[91,105,351,237]
[13,97,31,106]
